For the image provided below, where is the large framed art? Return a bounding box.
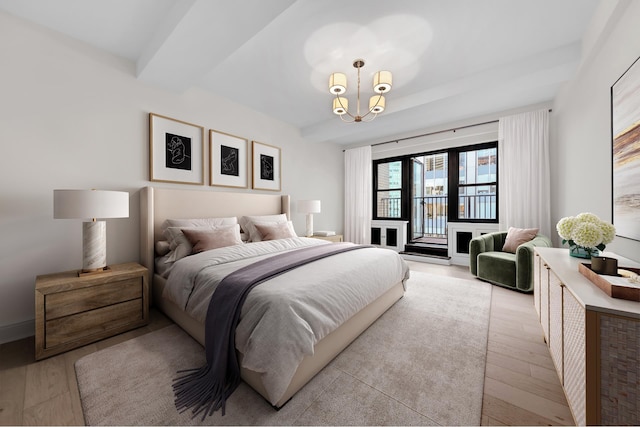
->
[252,141,281,191]
[612,55,640,241]
[209,129,248,188]
[149,113,204,185]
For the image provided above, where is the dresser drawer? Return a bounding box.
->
[45,277,143,320]
[45,299,143,348]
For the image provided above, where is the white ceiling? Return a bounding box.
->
[0,0,600,145]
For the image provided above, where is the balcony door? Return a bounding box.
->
[409,152,448,248]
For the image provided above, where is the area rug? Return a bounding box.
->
[75,271,491,426]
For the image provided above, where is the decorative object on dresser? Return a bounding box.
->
[251,140,281,191]
[612,54,640,242]
[53,189,129,275]
[556,212,615,258]
[578,262,640,301]
[297,199,321,237]
[534,247,640,426]
[209,129,248,188]
[149,113,204,185]
[35,262,148,360]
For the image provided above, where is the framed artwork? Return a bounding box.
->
[252,141,281,191]
[611,55,640,241]
[209,129,248,188]
[149,113,204,185]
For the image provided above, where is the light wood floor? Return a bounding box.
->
[0,261,575,426]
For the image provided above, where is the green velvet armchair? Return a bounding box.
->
[469,231,552,292]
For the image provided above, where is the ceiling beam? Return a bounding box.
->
[136,0,295,92]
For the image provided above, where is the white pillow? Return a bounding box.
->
[155,240,171,256]
[239,214,288,242]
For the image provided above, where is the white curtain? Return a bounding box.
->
[498,109,551,237]
[344,145,372,244]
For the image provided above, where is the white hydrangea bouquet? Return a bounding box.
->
[556,213,616,258]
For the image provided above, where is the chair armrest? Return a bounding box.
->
[515,234,552,291]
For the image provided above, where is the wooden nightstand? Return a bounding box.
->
[35,262,149,360]
[311,234,343,242]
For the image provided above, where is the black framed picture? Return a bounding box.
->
[149,113,204,185]
[252,140,281,191]
[209,129,248,188]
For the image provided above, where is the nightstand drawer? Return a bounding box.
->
[46,299,143,348]
[35,262,149,359]
[45,277,142,319]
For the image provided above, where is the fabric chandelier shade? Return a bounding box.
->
[54,189,129,274]
[297,200,321,237]
[329,59,392,123]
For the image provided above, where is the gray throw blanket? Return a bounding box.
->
[173,242,368,420]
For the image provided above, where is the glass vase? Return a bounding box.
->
[569,245,599,259]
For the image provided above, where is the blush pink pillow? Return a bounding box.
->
[181,224,243,253]
[502,227,539,253]
[254,221,297,241]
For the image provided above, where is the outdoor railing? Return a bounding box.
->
[379,194,496,240]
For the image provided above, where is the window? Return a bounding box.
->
[450,143,497,221]
[373,142,498,225]
[374,160,403,218]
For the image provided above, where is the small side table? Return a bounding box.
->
[35,262,149,360]
[311,234,343,243]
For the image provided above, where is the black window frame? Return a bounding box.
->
[372,141,498,224]
[372,156,412,221]
[448,141,499,223]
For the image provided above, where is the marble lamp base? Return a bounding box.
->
[305,213,314,237]
[82,220,107,274]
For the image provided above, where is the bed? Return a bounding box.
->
[139,186,409,409]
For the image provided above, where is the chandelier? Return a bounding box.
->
[329,59,392,123]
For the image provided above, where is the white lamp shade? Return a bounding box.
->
[332,97,349,115]
[369,95,386,113]
[373,70,392,93]
[297,199,321,214]
[54,189,129,219]
[329,73,347,94]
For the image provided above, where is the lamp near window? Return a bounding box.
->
[297,200,321,237]
[53,189,129,275]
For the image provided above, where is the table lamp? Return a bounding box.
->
[54,189,129,275]
[297,200,321,237]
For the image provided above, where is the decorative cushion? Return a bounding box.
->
[239,214,288,242]
[502,227,539,253]
[253,221,297,241]
[161,217,237,242]
[181,224,243,253]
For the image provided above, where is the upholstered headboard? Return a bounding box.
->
[139,186,290,278]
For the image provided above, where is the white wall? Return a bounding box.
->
[552,0,640,262]
[0,12,344,343]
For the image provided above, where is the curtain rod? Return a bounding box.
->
[369,108,553,148]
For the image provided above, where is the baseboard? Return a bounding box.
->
[401,253,452,265]
[0,319,34,345]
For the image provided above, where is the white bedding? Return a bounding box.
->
[162,237,410,405]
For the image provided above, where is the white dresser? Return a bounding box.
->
[534,247,640,426]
